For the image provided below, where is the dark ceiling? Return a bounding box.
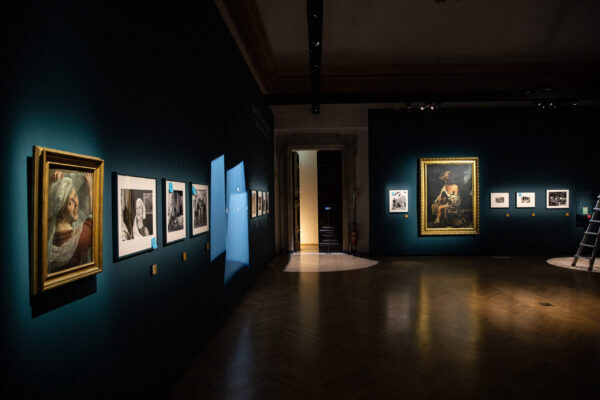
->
[217,0,600,107]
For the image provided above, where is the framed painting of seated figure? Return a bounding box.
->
[419,157,479,236]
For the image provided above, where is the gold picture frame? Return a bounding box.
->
[419,157,479,236]
[31,146,104,294]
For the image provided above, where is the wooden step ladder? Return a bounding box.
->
[572,194,600,271]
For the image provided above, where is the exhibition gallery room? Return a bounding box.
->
[3,1,600,399]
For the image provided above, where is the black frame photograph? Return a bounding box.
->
[116,174,157,258]
[191,183,209,235]
[546,189,569,209]
[164,179,187,244]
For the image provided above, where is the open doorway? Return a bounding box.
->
[292,150,343,253]
[275,134,357,254]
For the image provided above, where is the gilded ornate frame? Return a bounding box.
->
[31,146,104,294]
[419,157,479,236]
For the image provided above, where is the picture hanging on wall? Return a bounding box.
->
[490,192,509,208]
[266,192,270,214]
[516,192,536,208]
[116,174,157,258]
[262,191,267,214]
[419,157,479,236]
[191,183,209,235]
[251,190,257,218]
[164,179,186,244]
[389,190,408,213]
[31,146,104,294]
[546,189,569,209]
[257,191,263,216]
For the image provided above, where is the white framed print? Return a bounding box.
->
[251,190,257,218]
[490,192,509,208]
[257,191,263,216]
[164,179,186,244]
[117,174,157,258]
[191,183,209,235]
[516,192,535,208]
[546,189,569,209]
[266,192,270,214]
[389,190,408,213]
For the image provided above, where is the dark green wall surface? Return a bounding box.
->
[1,1,274,398]
[369,108,598,256]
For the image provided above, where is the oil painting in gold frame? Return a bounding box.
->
[419,157,479,236]
[31,146,104,294]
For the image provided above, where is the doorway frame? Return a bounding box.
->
[275,133,357,253]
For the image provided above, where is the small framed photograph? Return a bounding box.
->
[257,191,263,216]
[546,189,569,209]
[31,146,104,294]
[251,190,257,218]
[116,174,157,258]
[262,191,267,214]
[516,192,536,208]
[191,183,209,235]
[164,179,186,244]
[389,190,408,213]
[490,192,509,208]
[266,192,270,214]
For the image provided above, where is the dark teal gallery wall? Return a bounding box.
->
[369,108,598,256]
[1,1,274,398]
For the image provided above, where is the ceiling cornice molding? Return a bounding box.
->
[273,62,600,95]
[219,0,280,93]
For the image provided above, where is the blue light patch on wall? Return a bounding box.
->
[224,162,249,284]
[224,192,250,284]
[226,161,247,207]
[210,155,226,261]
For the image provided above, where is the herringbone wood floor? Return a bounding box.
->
[170,256,600,400]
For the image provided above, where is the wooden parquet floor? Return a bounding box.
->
[170,255,600,400]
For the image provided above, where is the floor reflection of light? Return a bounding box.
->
[416,275,430,354]
[385,290,411,335]
[284,253,378,273]
[298,272,320,337]
[415,270,481,373]
[224,324,252,398]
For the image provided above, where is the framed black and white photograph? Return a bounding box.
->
[257,191,263,216]
[191,183,209,235]
[490,192,509,208]
[546,189,569,209]
[516,192,536,208]
[389,190,408,213]
[117,174,157,258]
[266,192,270,214]
[164,180,186,244]
[251,190,257,218]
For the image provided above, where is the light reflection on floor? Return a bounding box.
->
[547,256,600,273]
[284,252,378,272]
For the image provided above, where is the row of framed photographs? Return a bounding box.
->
[490,190,569,209]
[117,175,209,259]
[250,190,270,218]
[390,188,570,213]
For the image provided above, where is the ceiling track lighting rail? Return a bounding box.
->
[266,88,597,107]
[307,0,323,114]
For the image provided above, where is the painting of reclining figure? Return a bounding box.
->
[419,157,479,236]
